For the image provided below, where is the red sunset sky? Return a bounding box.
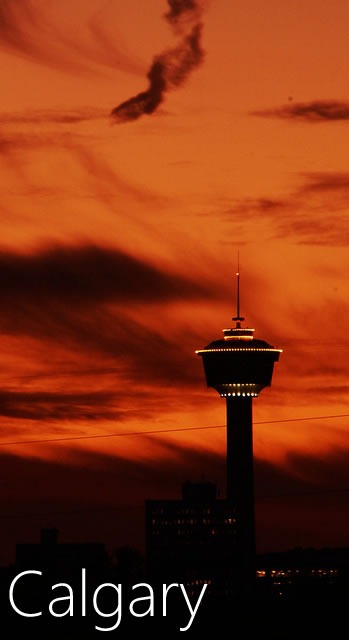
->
[0,0,348,564]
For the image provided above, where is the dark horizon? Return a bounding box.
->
[1,441,349,567]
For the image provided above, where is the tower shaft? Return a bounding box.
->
[226,396,255,595]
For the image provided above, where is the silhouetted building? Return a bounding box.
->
[145,481,237,598]
[196,272,282,596]
[15,527,109,578]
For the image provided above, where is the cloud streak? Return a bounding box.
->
[0,390,118,421]
[111,0,205,123]
[299,172,349,194]
[223,172,349,247]
[251,100,349,122]
[0,0,145,76]
[0,243,210,305]
[0,243,222,394]
[0,0,91,73]
[0,107,105,126]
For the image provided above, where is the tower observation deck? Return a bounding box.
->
[196,271,282,597]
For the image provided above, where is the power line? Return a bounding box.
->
[0,413,348,448]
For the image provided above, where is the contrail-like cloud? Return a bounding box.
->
[251,100,349,122]
[110,0,205,123]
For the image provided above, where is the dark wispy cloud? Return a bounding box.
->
[0,244,221,389]
[0,107,105,126]
[86,7,146,76]
[111,0,205,123]
[0,0,42,57]
[0,0,90,73]
[223,197,287,218]
[0,244,210,305]
[276,172,349,246]
[0,0,144,76]
[223,172,349,247]
[299,172,349,194]
[0,129,96,161]
[0,390,118,421]
[0,125,169,207]
[251,100,349,122]
[279,219,349,246]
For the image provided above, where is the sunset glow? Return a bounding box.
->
[0,0,349,563]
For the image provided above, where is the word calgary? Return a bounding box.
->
[9,569,208,632]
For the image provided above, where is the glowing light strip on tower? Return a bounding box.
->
[220,392,259,397]
[195,348,283,354]
[223,335,254,341]
[220,383,259,387]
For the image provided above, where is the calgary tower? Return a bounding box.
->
[196,270,282,596]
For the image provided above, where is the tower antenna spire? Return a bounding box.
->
[232,253,245,327]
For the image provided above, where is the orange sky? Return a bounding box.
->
[0,0,348,562]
